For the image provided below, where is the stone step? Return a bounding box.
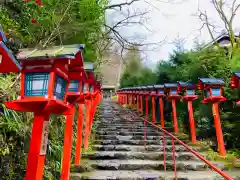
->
[97,127,157,131]
[96,128,160,133]
[91,144,207,152]
[82,151,197,161]
[96,135,170,140]
[98,121,144,125]
[80,159,216,171]
[96,125,156,129]
[96,131,163,136]
[70,170,226,180]
[94,139,181,145]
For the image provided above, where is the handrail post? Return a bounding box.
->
[162,132,166,171]
[144,119,147,147]
[212,103,226,156]
[171,137,177,180]
[140,95,143,114]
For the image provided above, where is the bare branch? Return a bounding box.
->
[105,0,140,10]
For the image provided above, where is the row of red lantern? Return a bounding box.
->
[116,77,240,157]
[0,25,102,180]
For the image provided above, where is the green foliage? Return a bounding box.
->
[1,0,106,60]
[120,46,157,87]
[0,0,106,179]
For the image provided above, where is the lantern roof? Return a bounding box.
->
[178,81,195,89]
[0,41,22,73]
[84,62,94,72]
[141,86,148,89]
[0,25,7,43]
[17,44,84,61]
[154,84,164,89]
[199,78,224,86]
[164,83,178,88]
[146,85,154,89]
[233,72,240,78]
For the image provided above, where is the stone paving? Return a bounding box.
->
[70,101,232,180]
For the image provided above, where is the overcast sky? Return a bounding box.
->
[107,0,240,66]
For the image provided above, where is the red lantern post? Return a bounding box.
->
[143,86,150,119]
[178,82,198,144]
[136,87,141,112]
[198,78,227,156]
[149,86,157,124]
[154,85,165,128]
[139,86,144,114]
[164,83,181,133]
[82,62,97,150]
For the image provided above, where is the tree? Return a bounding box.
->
[198,0,240,58]
[120,45,157,87]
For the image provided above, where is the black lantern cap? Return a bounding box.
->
[154,84,164,89]
[178,81,195,89]
[141,86,148,89]
[84,62,94,72]
[233,72,240,78]
[164,83,178,88]
[146,85,154,89]
[199,78,225,86]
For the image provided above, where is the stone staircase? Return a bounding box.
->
[71,101,227,180]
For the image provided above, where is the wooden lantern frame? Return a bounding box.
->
[2,45,84,115]
[153,84,165,97]
[198,78,226,104]
[164,83,181,100]
[178,81,198,101]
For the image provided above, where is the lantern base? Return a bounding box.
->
[76,94,86,104]
[182,95,198,101]
[84,93,92,100]
[202,96,227,104]
[156,94,165,97]
[67,92,81,104]
[167,95,181,100]
[5,97,71,115]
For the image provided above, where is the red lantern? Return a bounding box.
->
[198,78,226,156]
[198,78,226,104]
